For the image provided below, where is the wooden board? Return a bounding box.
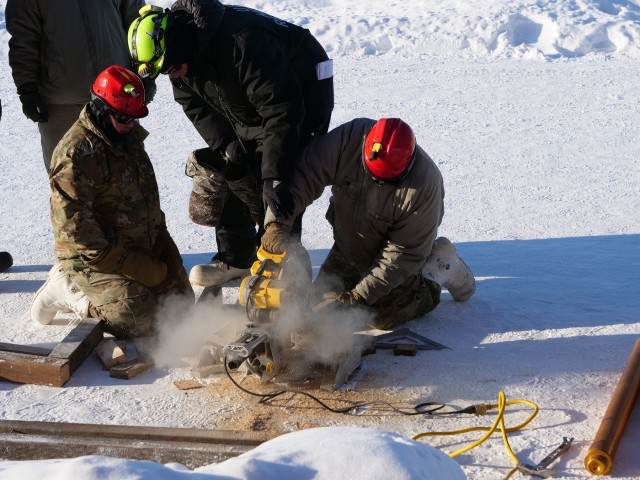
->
[110,358,153,380]
[0,342,52,356]
[0,318,103,387]
[0,352,70,387]
[49,318,104,372]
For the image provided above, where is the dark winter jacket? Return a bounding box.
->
[266,118,445,304]
[170,0,333,180]
[6,0,144,105]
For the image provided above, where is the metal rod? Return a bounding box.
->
[584,338,640,475]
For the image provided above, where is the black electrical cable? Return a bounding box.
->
[224,357,476,416]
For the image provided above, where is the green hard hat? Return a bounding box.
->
[128,5,169,79]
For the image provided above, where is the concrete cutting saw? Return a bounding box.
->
[222,244,315,382]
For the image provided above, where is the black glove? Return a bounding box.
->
[261,222,291,254]
[141,76,157,104]
[263,178,294,221]
[224,140,256,166]
[223,141,257,180]
[17,84,48,123]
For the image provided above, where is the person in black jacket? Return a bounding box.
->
[128,1,334,287]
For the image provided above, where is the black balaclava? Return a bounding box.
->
[88,99,133,147]
[162,11,199,71]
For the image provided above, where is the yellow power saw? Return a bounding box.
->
[223,245,312,381]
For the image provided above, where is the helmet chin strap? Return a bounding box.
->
[89,95,112,119]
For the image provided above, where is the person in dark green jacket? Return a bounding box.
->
[128,0,334,288]
[261,118,476,329]
[6,0,148,171]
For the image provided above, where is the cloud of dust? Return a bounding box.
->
[267,255,374,368]
[148,292,247,368]
[145,249,375,373]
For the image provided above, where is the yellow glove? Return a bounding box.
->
[328,290,366,306]
[261,222,291,254]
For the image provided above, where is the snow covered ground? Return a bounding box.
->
[1,0,640,478]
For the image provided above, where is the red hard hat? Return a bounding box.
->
[91,65,148,118]
[363,118,416,180]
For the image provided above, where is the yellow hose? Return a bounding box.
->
[412,391,538,466]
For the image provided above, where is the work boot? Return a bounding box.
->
[30,263,91,325]
[0,251,13,272]
[422,237,476,302]
[189,259,250,287]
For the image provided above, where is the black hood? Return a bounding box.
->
[163,11,199,68]
[170,0,225,59]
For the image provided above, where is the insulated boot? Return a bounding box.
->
[30,263,91,325]
[0,251,13,272]
[189,259,250,287]
[422,237,476,302]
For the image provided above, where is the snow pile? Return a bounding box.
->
[3,0,640,59]
[0,428,466,480]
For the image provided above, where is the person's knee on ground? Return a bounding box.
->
[91,291,157,339]
[65,268,170,339]
[370,273,441,330]
[422,237,476,302]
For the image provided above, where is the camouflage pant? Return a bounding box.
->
[62,260,193,339]
[314,248,441,330]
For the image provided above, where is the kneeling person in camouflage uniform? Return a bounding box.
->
[261,118,476,330]
[31,65,193,339]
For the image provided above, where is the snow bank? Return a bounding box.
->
[3,0,640,59]
[0,428,467,480]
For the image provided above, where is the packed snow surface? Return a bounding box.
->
[1,0,639,479]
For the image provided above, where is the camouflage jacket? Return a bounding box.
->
[49,106,165,273]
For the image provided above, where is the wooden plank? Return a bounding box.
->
[0,342,52,356]
[0,318,102,387]
[95,338,126,369]
[0,352,70,387]
[109,359,152,380]
[0,420,271,468]
[49,318,103,374]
